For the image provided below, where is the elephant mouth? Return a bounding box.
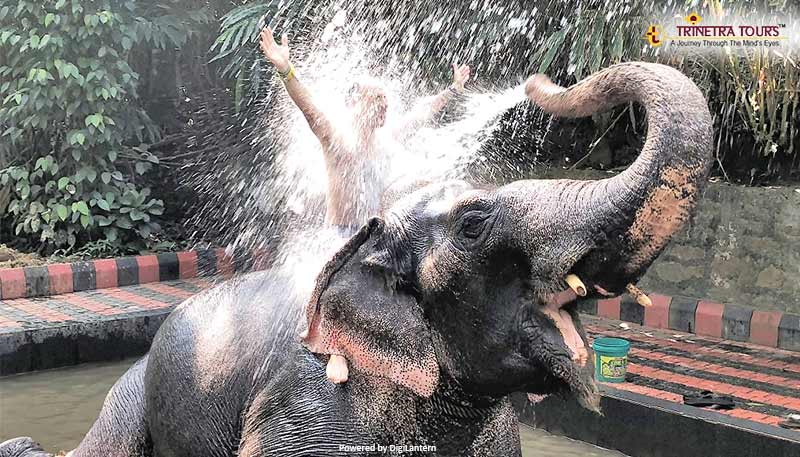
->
[521,290,600,412]
[541,289,589,366]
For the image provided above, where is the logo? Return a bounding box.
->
[644,10,790,50]
[600,355,628,379]
[645,25,664,47]
[685,12,702,25]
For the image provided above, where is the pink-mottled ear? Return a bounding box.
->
[303,314,439,397]
[302,219,440,398]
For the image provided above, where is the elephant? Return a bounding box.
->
[0,440,47,457]
[1,61,711,457]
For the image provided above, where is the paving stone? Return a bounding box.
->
[0,277,216,375]
[582,315,800,433]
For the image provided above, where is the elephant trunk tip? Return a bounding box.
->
[578,377,602,413]
[525,74,564,101]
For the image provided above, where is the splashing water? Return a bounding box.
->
[224,11,532,268]
[172,39,542,446]
[191,0,786,263]
[179,0,581,296]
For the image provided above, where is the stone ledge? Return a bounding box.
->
[514,385,800,457]
[0,309,169,376]
[0,276,217,375]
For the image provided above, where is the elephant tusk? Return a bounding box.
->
[626,283,652,307]
[565,274,587,297]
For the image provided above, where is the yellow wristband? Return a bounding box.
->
[280,63,295,82]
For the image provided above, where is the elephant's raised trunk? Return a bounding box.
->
[523,62,713,295]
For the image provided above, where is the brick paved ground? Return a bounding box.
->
[1,280,798,436]
[0,277,217,332]
[585,315,800,431]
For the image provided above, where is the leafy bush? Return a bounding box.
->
[0,0,210,253]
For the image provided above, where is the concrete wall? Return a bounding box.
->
[639,183,800,314]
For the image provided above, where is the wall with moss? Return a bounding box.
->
[640,183,800,314]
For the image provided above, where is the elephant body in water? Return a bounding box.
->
[1,62,711,457]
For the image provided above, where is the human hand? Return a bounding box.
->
[259,26,291,74]
[451,63,471,92]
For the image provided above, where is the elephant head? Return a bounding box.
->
[302,62,712,410]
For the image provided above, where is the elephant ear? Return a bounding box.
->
[302,218,440,398]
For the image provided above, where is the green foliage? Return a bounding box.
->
[209,0,320,111]
[2,159,164,247]
[0,0,210,253]
[210,2,274,111]
[692,0,798,179]
[210,2,274,78]
[534,6,648,79]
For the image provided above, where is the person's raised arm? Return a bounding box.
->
[260,27,337,149]
[395,63,471,136]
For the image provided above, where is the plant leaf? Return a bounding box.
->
[75,201,90,215]
[55,204,68,221]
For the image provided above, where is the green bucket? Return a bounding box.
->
[592,337,630,383]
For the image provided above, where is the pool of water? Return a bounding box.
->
[0,359,624,456]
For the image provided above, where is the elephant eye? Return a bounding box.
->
[458,211,491,239]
